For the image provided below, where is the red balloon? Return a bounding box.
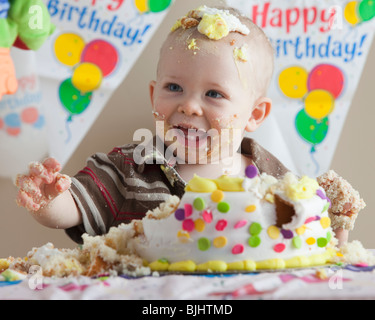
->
[307,64,345,99]
[81,40,119,77]
[21,107,39,124]
[0,118,4,130]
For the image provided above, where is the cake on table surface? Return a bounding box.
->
[1,166,371,279]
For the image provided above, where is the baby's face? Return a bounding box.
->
[150,33,259,163]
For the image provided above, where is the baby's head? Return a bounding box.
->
[150,6,274,164]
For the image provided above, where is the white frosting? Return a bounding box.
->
[193,6,250,35]
[132,174,333,265]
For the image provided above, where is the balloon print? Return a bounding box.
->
[59,78,92,121]
[304,90,335,120]
[295,109,329,151]
[72,63,103,93]
[278,66,308,99]
[134,0,172,14]
[54,33,85,67]
[81,40,119,77]
[344,0,375,25]
[307,64,345,99]
[344,1,361,25]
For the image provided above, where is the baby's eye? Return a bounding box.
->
[167,83,182,92]
[206,90,223,99]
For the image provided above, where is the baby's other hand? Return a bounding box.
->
[15,158,71,212]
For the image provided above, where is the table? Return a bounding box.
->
[1,264,375,300]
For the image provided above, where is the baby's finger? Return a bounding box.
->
[29,161,54,184]
[55,174,72,194]
[43,158,62,174]
[15,175,42,198]
[16,190,41,212]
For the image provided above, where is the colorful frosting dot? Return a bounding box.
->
[234,220,247,229]
[296,225,306,235]
[248,236,261,248]
[232,244,245,255]
[193,197,206,211]
[306,237,316,245]
[216,219,228,231]
[211,190,224,203]
[281,229,294,239]
[327,231,332,242]
[202,210,213,223]
[195,219,205,232]
[245,165,258,178]
[182,219,195,232]
[274,243,286,253]
[217,202,230,213]
[322,202,330,213]
[292,236,302,249]
[213,236,228,248]
[177,230,190,243]
[198,237,211,251]
[175,208,185,221]
[249,222,262,236]
[245,205,257,213]
[267,226,280,239]
[320,217,331,229]
[184,203,193,217]
[317,237,328,248]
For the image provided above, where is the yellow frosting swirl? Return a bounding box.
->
[185,175,244,192]
[285,176,319,201]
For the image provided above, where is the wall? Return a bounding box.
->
[0,0,374,257]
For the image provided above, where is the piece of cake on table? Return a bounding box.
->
[129,166,338,272]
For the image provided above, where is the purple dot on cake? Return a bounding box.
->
[281,229,294,239]
[175,208,185,221]
[245,165,258,179]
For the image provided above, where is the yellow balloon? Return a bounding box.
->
[72,63,103,92]
[344,1,360,25]
[278,66,308,99]
[304,90,335,120]
[54,33,85,67]
[135,0,148,13]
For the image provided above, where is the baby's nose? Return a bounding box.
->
[177,98,203,116]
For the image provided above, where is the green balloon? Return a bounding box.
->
[295,109,329,147]
[358,0,375,21]
[148,0,172,13]
[59,78,92,120]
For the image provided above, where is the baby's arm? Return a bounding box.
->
[15,158,82,229]
[317,170,366,247]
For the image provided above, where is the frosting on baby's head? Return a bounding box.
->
[171,5,250,40]
[167,5,274,98]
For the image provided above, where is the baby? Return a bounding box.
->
[15,6,364,246]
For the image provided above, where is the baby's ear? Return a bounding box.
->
[245,97,272,132]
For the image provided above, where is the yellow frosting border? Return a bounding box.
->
[147,248,337,272]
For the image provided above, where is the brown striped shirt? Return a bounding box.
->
[65,137,289,243]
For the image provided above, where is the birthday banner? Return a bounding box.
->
[33,0,173,168]
[227,0,375,177]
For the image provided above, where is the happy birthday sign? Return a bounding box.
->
[34,0,173,168]
[227,0,375,177]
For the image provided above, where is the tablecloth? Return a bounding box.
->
[1,264,375,300]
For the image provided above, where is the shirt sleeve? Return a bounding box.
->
[65,148,130,243]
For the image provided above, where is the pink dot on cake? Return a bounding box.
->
[274,243,286,253]
[182,219,195,232]
[216,219,228,231]
[202,210,213,223]
[232,244,245,255]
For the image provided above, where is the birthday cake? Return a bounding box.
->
[2,166,371,279]
[129,166,337,272]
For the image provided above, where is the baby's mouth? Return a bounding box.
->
[171,124,209,148]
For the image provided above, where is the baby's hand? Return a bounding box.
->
[15,158,71,212]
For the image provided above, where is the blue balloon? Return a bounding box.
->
[4,113,21,128]
[33,115,45,129]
